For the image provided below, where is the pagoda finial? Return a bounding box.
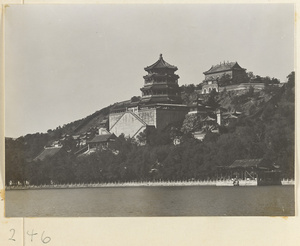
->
[160,54,163,59]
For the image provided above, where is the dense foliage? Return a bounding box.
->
[217,72,280,87]
[5,72,295,185]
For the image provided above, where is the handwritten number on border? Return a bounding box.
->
[41,231,51,244]
[27,230,38,242]
[9,229,16,241]
[9,229,51,243]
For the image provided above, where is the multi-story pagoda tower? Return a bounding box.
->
[140,54,182,104]
[109,54,188,138]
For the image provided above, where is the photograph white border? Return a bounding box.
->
[0,1,298,245]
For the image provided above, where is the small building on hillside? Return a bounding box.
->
[185,97,228,140]
[88,128,116,149]
[188,97,213,115]
[202,61,247,94]
[201,115,217,128]
[216,159,281,186]
[75,128,117,156]
[222,111,242,126]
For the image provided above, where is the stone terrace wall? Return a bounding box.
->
[109,112,124,130]
[156,108,188,130]
[109,112,146,137]
[219,83,265,93]
[137,108,156,127]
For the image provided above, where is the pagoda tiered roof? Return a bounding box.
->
[141,84,179,90]
[140,96,180,104]
[143,73,179,79]
[144,54,178,72]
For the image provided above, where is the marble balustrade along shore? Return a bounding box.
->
[5,179,295,190]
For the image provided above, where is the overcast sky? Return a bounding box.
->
[5,4,294,138]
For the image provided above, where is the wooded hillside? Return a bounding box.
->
[5,72,295,185]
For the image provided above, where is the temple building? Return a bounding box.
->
[74,128,117,156]
[185,96,233,141]
[109,54,188,138]
[221,110,242,126]
[188,97,213,115]
[88,128,116,149]
[216,159,282,186]
[202,61,247,94]
[140,54,182,104]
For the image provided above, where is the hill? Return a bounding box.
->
[5,72,295,185]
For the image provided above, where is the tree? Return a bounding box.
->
[247,72,255,82]
[136,127,172,146]
[206,89,219,108]
[253,75,262,83]
[286,71,295,90]
[195,83,203,90]
[131,96,140,102]
[181,84,196,94]
[218,74,231,87]
[247,86,255,97]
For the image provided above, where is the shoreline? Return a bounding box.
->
[5,179,295,190]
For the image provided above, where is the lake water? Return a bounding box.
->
[5,186,294,217]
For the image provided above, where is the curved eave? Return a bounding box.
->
[233,62,246,70]
[203,68,232,75]
[144,56,178,72]
[203,66,214,75]
[140,84,180,91]
[145,66,178,72]
[143,74,180,79]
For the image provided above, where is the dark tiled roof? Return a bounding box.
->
[230,159,264,168]
[222,110,241,116]
[141,84,179,90]
[140,97,152,103]
[202,116,216,122]
[189,101,205,107]
[34,146,62,161]
[203,62,245,75]
[88,134,115,143]
[143,73,179,79]
[223,114,238,119]
[141,96,181,105]
[145,54,178,72]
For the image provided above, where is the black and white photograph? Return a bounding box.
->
[4,4,295,217]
